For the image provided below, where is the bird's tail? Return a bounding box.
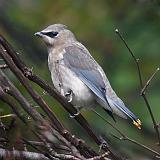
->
[111,100,141,129]
[96,96,141,129]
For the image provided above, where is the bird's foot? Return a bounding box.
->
[69,107,80,118]
[98,141,107,153]
[65,90,73,102]
[98,136,108,153]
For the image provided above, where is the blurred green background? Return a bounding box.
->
[0,0,160,159]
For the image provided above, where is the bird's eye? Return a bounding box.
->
[44,32,58,38]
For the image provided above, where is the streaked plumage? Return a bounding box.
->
[35,24,141,129]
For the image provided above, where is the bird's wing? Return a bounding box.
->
[63,45,112,110]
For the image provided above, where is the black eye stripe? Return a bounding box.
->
[42,32,58,38]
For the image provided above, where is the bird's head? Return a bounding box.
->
[34,24,76,48]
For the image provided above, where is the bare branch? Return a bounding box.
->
[0,147,82,160]
[0,87,27,124]
[0,45,64,132]
[21,139,70,152]
[88,152,111,160]
[0,148,49,160]
[93,110,160,157]
[115,29,143,87]
[141,67,159,95]
[115,28,160,145]
[112,133,160,159]
[0,70,84,159]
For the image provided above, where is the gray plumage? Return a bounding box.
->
[35,24,141,129]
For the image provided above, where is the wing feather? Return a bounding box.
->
[63,45,112,111]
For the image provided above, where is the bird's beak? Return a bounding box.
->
[34,32,43,37]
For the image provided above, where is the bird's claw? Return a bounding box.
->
[69,108,80,118]
[68,97,72,103]
[65,90,73,102]
[98,142,107,153]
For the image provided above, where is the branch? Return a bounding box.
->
[0,148,82,160]
[88,152,110,160]
[21,138,78,160]
[21,139,71,152]
[0,45,64,133]
[0,148,49,160]
[115,28,160,145]
[115,29,143,87]
[0,69,84,159]
[93,110,160,158]
[140,67,159,95]
[0,87,27,124]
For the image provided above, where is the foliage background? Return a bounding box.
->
[0,0,160,159]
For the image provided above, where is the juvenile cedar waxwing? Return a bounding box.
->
[35,24,141,129]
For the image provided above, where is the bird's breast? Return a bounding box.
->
[49,61,95,108]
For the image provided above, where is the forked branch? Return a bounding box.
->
[115,29,160,145]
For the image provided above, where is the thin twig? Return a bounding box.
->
[21,140,71,152]
[93,109,160,157]
[0,114,16,119]
[21,138,56,160]
[115,28,160,145]
[92,110,125,137]
[141,68,159,95]
[115,29,143,87]
[112,134,160,158]
[0,86,27,124]
[88,152,111,160]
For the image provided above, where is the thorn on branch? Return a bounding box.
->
[0,64,8,69]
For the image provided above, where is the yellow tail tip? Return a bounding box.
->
[133,119,141,129]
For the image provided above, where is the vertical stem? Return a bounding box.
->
[115,29,160,145]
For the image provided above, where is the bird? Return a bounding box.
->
[34,24,141,129]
